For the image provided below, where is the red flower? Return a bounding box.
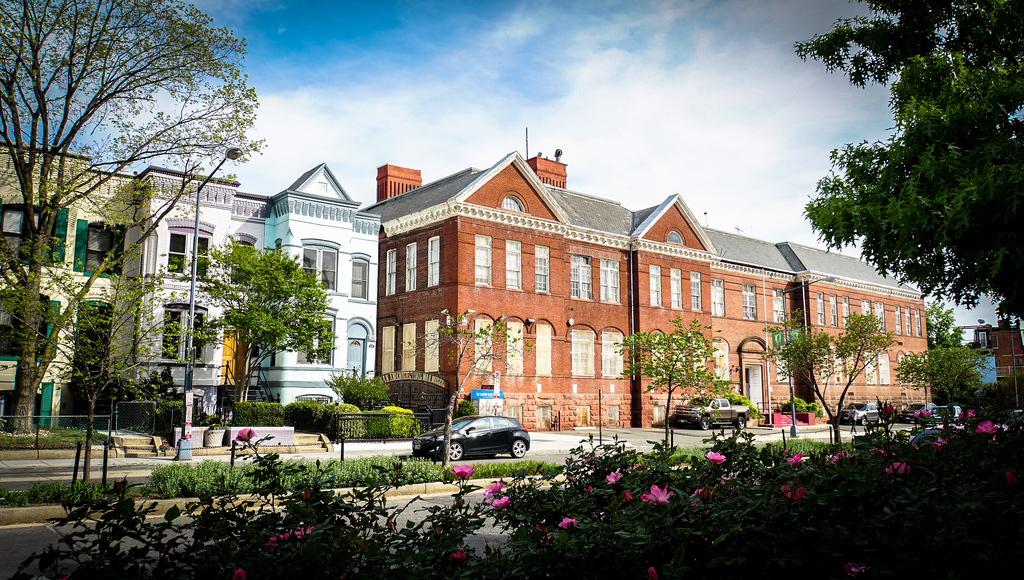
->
[448,551,467,563]
[233,569,247,580]
[648,566,658,579]
[1008,472,1018,486]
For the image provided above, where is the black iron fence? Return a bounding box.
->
[331,411,444,442]
[0,415,112,449]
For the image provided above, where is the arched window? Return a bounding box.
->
[502,195,525,212]
[667,231,683,244]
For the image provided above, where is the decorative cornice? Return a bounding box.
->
[631,238,716,262]
[710,260,793,281]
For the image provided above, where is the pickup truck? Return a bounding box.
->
[674,398,750,430]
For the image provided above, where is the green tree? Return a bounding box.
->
[897,347,987,406]
[619,317,720,444]
[325,372,390,410]
[796,0,1024,318]
[198,242,332,403]
[767,312,895,442]
[422,311,528,467]
[0,0,260,420]
[926,302,966,350]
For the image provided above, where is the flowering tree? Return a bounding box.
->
[619,317,720,443]
[421,311,528,467]
[767,312,894,442]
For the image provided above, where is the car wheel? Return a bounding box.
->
[699,416,712,430]
[734,416,746,429]
[448,442,464,461]
[510,439,528,458]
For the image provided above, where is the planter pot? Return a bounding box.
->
[204,429,227,447]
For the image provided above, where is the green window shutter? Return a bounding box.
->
[73,219,89,272]
[45,300,60,338]
[53,208,69,264]
[111,225,126,275]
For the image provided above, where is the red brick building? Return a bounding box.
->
[364,152,928,429]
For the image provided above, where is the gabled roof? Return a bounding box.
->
[364,167,485,223]
[282,163,353,203]
[631,194,717,254]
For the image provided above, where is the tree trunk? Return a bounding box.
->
[441,389,459,468]
[83,399,97,483]
[664,388,673,445]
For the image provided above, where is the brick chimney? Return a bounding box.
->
[526,154,567,189]
[376,164,422,202]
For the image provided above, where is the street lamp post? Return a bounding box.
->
[176,148,242,461]
[781,276,836,437]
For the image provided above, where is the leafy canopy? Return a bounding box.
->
[797,0,1024,318]
[896,346,988,405]
[926,302,965,350]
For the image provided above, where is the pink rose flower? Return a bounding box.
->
[450,465,475,478]
[606,471,623,485]
[706,451,726,464]
[787,453,805,466]
[448,551,467,563]
[233,569,246,580]
[1008,472,1018,486]
[781,484,807,500]
[844,562,869,576]
[235,428,255,442]
[558,517,579,529]
[914,410,932,418]
[885,461,910,475]
[976,421,998,434]
[648,567,658,580]
[640,484,674,505]
[491,496,511,508]
[484,480,504,500]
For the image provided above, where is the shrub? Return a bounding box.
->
[286,402,368,440]
[784,396,823,417]
[455,400,476,418]
[723,392,763,419]
[365,406,419,439]
[234,402,284,426]
[324,372,390,410]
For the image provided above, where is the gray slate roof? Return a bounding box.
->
[364,156,918,294]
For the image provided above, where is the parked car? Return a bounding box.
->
[899,402,938,423]
[841,402,880,425]
[412,415,530,461]
[674,398,750,430]
[928,405,963,423]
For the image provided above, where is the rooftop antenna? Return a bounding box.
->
[525,127,529,159]
[555,149,563,162]
[734,226,743,234]
[704,212,708,227]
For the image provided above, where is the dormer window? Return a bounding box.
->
[502,195,525,212]
[667,231,683,244]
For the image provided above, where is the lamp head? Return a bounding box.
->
[225,147,243,160]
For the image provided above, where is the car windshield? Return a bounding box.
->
[852,404,868,411]
[452,418,475,430]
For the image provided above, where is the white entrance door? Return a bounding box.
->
[745,365,764,412]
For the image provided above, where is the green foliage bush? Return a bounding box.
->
[325,372,390,410]
[723,392,763,419]
[365,406,420,439]
[784,397,823,417]
[233,402,284,427]
[455,400,476,418]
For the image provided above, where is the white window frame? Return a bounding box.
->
[385,249,397,296]
[816,292,825,325]
[571,329,595,376]
[303,246,337,291]
[875,302,885,329]
[894,305,902,335]
[905,307,912,336]
[298,319,335,365]
[842,296,850,326]
[536,323,552,376]
[649,265,661,307]
[475,235,491,285]
[742,284,757,320]
[405,243,417,292]
[713,339,729,380]
[600,259,619,303]
[427,236,440,287]
[506,240,522,289]
[711,279,725,316]
[878,353,890,385]
[830,295,838,327]
[351,259,369,300]
[535,245,550,293]
[601,331,623,378]
[670,268,682,309]
[773,289,786,323]
[570,255,592,300]
[862,299,870,315]
[474,318,493,372]
[163,308,206,363]
[425,319,439,372]
[691,271,702,311]
[915,309,922,336]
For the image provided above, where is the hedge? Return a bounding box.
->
[233,402,284,427]
[365,406,420,439]
[285,402,360,440]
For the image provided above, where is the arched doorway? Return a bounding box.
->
[737,337,768,414]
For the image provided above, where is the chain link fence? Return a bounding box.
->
[0,415,112,449]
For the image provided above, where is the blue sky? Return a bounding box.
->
[191,0,997,325]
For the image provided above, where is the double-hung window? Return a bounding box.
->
[914,309,921,336]
[571,329,595,376]
[405,243,417,291]
[506,240,522,289]
[535,323,552,375]
[894,305,902,334]
[773,289,786,322]
[830,295,838,326]
[601,331,623,378]
[600,259,619,303]
[82,224,115,272]
[427,236,440,286]
[298,319,334,365]
[842,297,850,326]
[424,319,440,372]
[904,307,911,336]
[816,292,825,325]
[304,247,338,291]
[570,255,592,299]
[475,235,491,285]
[168,233,209,277]
[690,272,702,311]
[381,326,395,373]
[649,265,662,307]
[163,308,206,362]
[385,249,397,295]
[711,279,725,316]
[874,302,885,328]
[670,268,682,308]
[506,321,524,375]
[742,284,757,320]
[402,323,416,370]
[862,299,871,315]
[351,260,369,299]
[535,245,549,293]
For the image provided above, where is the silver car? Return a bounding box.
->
[841,402,880,425]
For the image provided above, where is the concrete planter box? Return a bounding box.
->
[172,426,206,448]
[204,429,227,447]
[226,426,294,446]
[797,413,817,425]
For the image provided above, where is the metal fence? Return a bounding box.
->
[0,415,112,449]
[332,411,441,442]
[114,400,180,436]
